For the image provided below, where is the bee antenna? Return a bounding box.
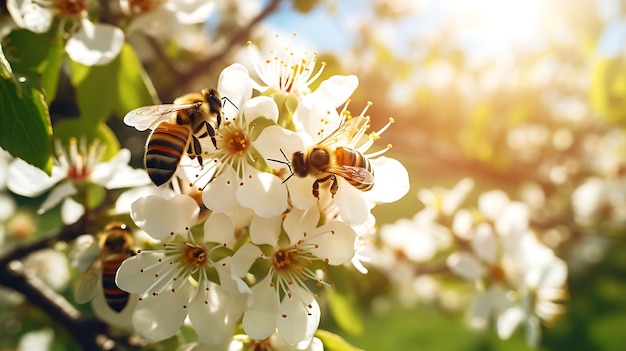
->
[221,96,238,110]
[267,148,294,184]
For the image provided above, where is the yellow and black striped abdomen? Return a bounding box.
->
[145,122,190,186]
[102,255,130,312]
[335,147,374,191]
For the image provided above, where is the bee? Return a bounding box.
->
[123,88,224,186]
[271,115,375,199]
[74,222,134,313]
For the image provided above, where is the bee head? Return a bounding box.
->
[292,151,309,177]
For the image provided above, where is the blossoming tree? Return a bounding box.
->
[1,0,625,350]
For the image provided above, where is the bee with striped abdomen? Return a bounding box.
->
[272,115,375,199]
[74,222,134,313]
[123,88,224,186]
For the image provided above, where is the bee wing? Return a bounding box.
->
[74,258,103,304]
[319,116,369,148]
[327,164,375,185]
[123,103,199,131]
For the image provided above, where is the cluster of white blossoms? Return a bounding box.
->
[370,179,569,348]
[4,0,215,65]
[113,37,410,348]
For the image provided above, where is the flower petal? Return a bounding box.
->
[236,165,287,218]
[242,276,278,340]
[218,63,252,113]
[446,251,485,281]
[37,181,77,214]
[283,207,319,244]
[308,221,356,265]
[301,75,358,110]
[367,157,410,203]
[276,287,320,345]
[189,282,241,345]
[7,0,53,33]
[231,243,263,277]
[204,212,235,247]
[7,159,64,197]
[66,20,125,66]
[250,215,281,247]
[255,125,306,170]
[132,283,192,342]
[287,177,317,210]
[202,167,238,213]
[116,252,167,294]
[242,96,278,123]
[130,194,198,240]
[61,197,85,225]
[334,179,370,225]
[471,223,497,264]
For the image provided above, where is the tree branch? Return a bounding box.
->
[177,0,283,84]
[0,261,124,350]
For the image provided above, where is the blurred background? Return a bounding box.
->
[3,0,626,350]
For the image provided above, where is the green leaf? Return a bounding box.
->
[326,286,364,336]
[69,43,159,124]
[53,119,120,160]
[0,73,53,174]
[316,329,364,351]
[4,29,64,103]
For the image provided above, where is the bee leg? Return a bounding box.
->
[312,179,320,199]
[329,175,338,198]
[189,135,204,169]
[197,120,219,150]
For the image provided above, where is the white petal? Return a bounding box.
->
[242,96,278,123]
[478,190,510,221]
[468,291,492,330]
[114,185,173,214]
[236,165,287,218]
[189,282,240,345]
[131,194,199,240]
[116,252,167,294]
[250,215,281,246]
[16,328,54,351]
[37,181,77,214]
[214,256,252,296]
[287,177,317,210]
[255,125,306,170]
[283,207,319,244]
[92,149,151,189]
[202,167,238,213]
[231,243,263,277]
[471,223,497,264]
[7,159,64,197]
[452,209,474,240]
[334,179,370,225]
[7,0,52,33]
[132,284,192,342]
[301,75,358,110]
[366,157,410,203]
[308,221,356,265]
[496,306,524,340]
[242,276,278,340]
[204,212,235,247]
[66,20,125,66]
[446,252,486,281]
[218,63,252,112]
[167,0,216,24]
[277,288,320,345]
[539,256,568,289]
[61,197,85,225]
